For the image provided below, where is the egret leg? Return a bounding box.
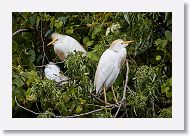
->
[103,84,108,105]
[111,85,118,104]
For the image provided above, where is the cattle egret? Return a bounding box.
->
[44,62,69,85]
[94,39,133,105]
[47,33,87,61]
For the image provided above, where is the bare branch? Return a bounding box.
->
[114,59,129,117]
[90,92,107,105]
[12,29,28,37]
[14,96,61,118]
[14,96,40,115]
[14,96,116,118]
[40,19,48,66]
[35,61,65,68]
[65,105,114,118]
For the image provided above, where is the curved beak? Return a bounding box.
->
[47,39,57,46]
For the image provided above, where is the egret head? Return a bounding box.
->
[110,39,133,51]
[47,33,63,46]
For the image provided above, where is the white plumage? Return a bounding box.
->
[94,39,133,104]
[47,33,87,61]
[44,62,68,85]
[95,49,126,94]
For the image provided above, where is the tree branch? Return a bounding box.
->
[14,96,116,118]
[90,92,108,105]
[114,59,129,117]
[12,29,29,37]
[65,105,114,118]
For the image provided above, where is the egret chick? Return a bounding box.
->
[47,33,87,61]
[94,39,133,105]
[44,62,68,85]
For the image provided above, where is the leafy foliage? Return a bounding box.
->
[12,12,172,118]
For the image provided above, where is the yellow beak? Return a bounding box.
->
[47,39,57,46]
[124,41,134,44]
[123,40,134,45]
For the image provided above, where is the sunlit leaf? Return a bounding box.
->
[91,25,102,39]
[156,55,161,61]
[76,106,83,114]
[165,30,172,42]
[12,40,18,53]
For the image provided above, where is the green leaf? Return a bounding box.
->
[13,77,24,87]
[155,39,168,50]
[79,98,86,105]
[76,106,83,114]
[165,30,172,42]
[26,93,36,101]
[87,52,99,61]
[156,55,161,61]
[28,14,37,26]
[26,70,38,86]
[50,17,55,30]
[25,88,31,97]
[84,16,92,24]
[115,74,124,86]
[29,62,36,71]
[12,98,15,108]
[160,40,168,48]
[36,16,41,29]
[58,16,69,25]
[70,87,77,98]
[66,27,73,35]
[28,49,35,62]
[154,39,162,46]
[83,36,93,46]
[54,20,63,29]
[91,25,102,39]
[12,40,18,53]
[107,91,113,102]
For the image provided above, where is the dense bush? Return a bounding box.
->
[12,12,172,118]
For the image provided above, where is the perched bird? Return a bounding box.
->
[44,62,69,85]
[94,39,133,105]
[47,33,87,61]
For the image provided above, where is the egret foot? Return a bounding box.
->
[111,85,118,104]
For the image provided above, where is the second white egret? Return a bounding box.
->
[47,33,87,61]
[94,39,133,105]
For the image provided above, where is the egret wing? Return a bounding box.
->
[94,49,116,94]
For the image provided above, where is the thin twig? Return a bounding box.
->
[35,101,41,113]
[114,59,129,117]
[90,92,107,105]
[14,96,116,118]
[40,18,47,66]
[56,79,69,86]
[14,96,40,115]
[35,61,65,68]
[14,96,62,118]
[127,86,135,96]
[12,29,28,37]
[65,105,114,118]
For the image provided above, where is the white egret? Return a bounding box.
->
[94,39,133,105]
[47,33,87,61]
[44,62,69,85]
